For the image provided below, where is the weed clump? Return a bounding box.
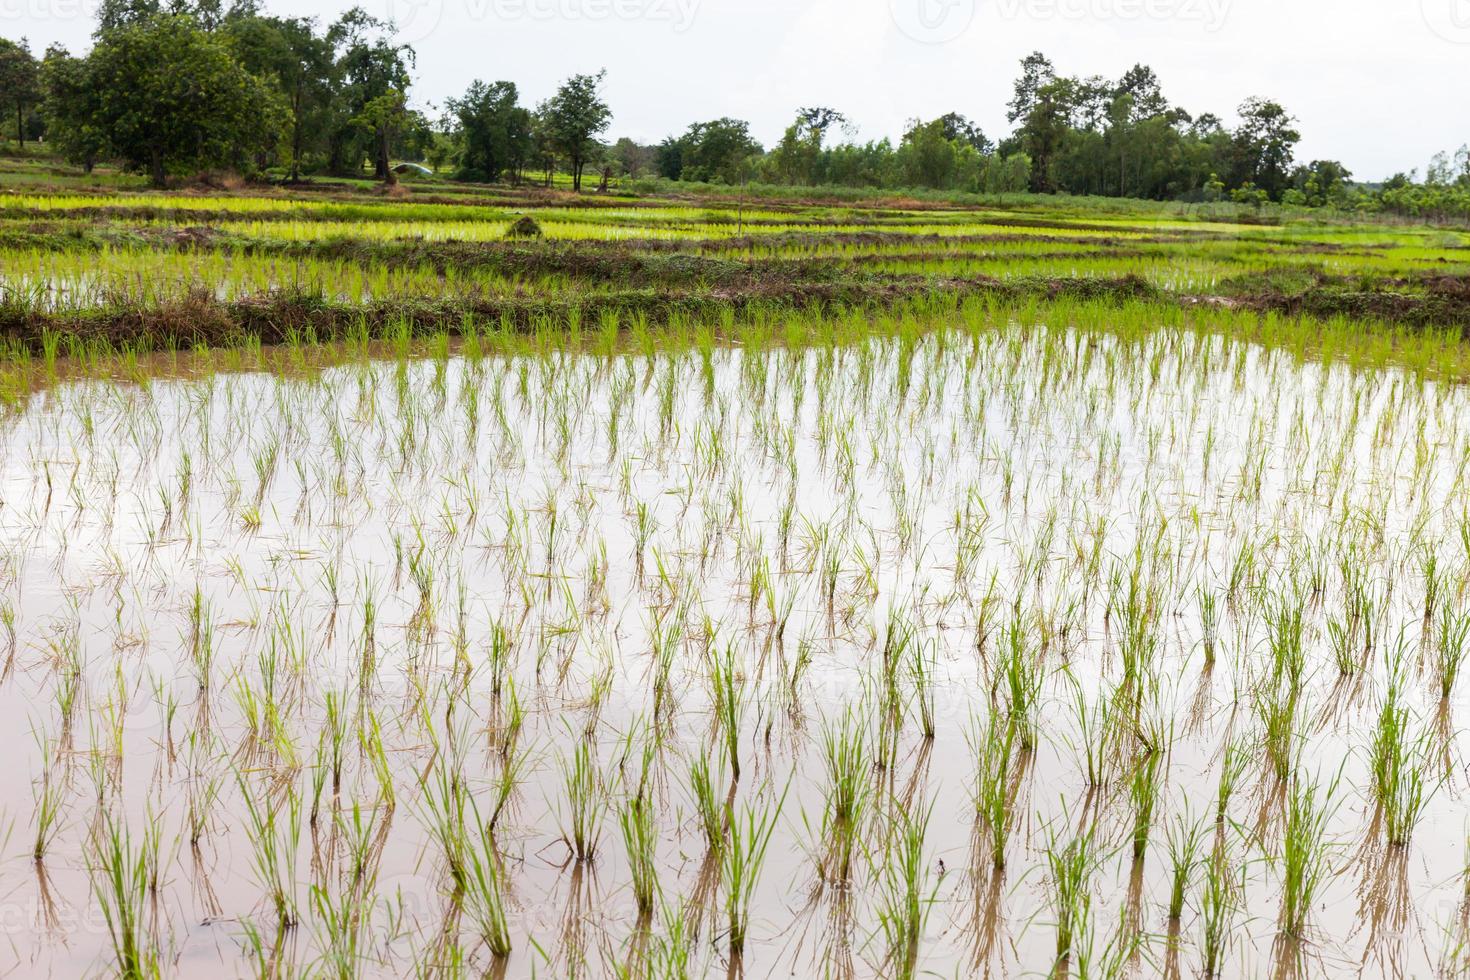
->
[505,214,543,239]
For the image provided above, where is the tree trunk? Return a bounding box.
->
[16,106,23,149]
[289,87,303,182]
[375,127,390,181]
[150,147,166,188]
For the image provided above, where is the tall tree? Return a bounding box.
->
[769,106,846,185]
[1017,77,1076,193]
[1230,97,1300,199]
[223,15,336,181]
[1007,51,1055,125]
[39,45,104,170]
[328,8,413,179]
[935,112,991,153]
[0,38,40,147]
[447,80,532,183]
[96,0,257,32]
[1115,64,1168,122]
[538,70,611,191]
[76,15,285,186]
[898,117,960,189]
[670,117,761,183]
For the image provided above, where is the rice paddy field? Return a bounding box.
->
[4,157,1470,979]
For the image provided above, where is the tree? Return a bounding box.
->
[76,15,285,186]
[0,38,41,147]
[1017,77,1076,192]
[40,45,105,170]
[223,15,336,180]
[328,8,413,178]
[538,70,611,191]
[96,0,165,32]
[96,0,258,33]
[1114,64,1168,122]
[984,153,1032,194]
[1007,51,1055,125]
[609,137,654,178]
[1290,159,1352,206]
[447,80,532,183]
[897,117,960,189]
[655,135,684,180]
[766,107,847,185]
[935,112,991,153]
[795,106,847,145]
[423,128,454,174]
[354,91,412,184]
[1229,97,1299,200]
[670,118,761,183]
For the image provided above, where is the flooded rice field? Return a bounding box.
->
[1,311,1468,978]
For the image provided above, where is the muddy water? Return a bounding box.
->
[0,322,1466,977]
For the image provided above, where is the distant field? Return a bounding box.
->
[2,155,1467,351]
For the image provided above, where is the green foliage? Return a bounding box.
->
[327,8,416,179]
[62,15,286,186]
[663,117,761,184]
[221,14,337,181]
[537,70,611,191]
[447,80,533,183]
[0,38,42,147]
[1228,96,1301,199]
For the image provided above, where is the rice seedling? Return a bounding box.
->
[815,709,872,885]
[721,786,787,957]
[1279,770,1338,939]
[31,756,65,862]
[89,812,160,980]
[1199,835,1239,978]
[1164,810,1207,921]
[999,616,1044,750]
[970,711,1018,869]
[237,771,303,931]
[1044,818,1101,968]
[620,788,660,917]
[709,642,746,781]
[1435,605,1470,700]
[463,800,513,960]
[875,804,933,980]
[560,739,603,863]
[1370,667,1435,846]
[1129,749,1164,862]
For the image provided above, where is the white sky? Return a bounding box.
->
[7,0,1469,179]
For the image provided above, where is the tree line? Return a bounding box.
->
[1,3,1467,219]
[0,0,612,191]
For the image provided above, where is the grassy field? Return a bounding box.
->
[2,153,1470,978]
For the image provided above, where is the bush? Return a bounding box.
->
[505,215,543,239]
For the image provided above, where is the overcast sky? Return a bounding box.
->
[8,0,1468,179]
